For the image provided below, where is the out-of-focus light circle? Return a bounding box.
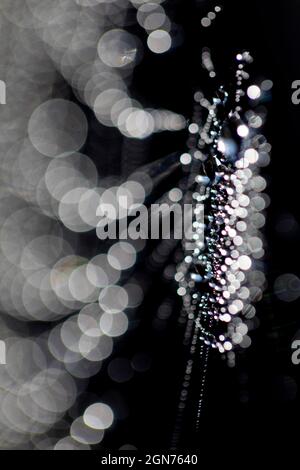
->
[147,30,171,54]
[117,180,146,207]
[180,153,192,165]
[99,285,128,313]
[237,125,249,138]
[108,242,137,271]
[137,3,166,31]
[247,85,261,100]
[50,255,87,303]
[94,89,128,127]
[97,29,138,68]
[274,273,300,302]
[108,357,134,383]
[201,17,211,27]
[78,303,103,338]
[125,109,155,139]
[100,312,128,337]
[71,416,104,445]
[68,264,98,302]
[54,437,90,450]
[218,139,226,153]
[28,99,88,157]
[168,188,183,203]
[86,254,120,288]
[238,255,252,271]
[83,403,114,430]
[244,148,259,164]
[188,123,199,134]
[58,188,97,233]
[44,152,98,202]
[261,79,273,91]
[125,283,144,308]
[224,341,233,351]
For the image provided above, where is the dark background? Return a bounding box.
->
[82,0,300,453]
